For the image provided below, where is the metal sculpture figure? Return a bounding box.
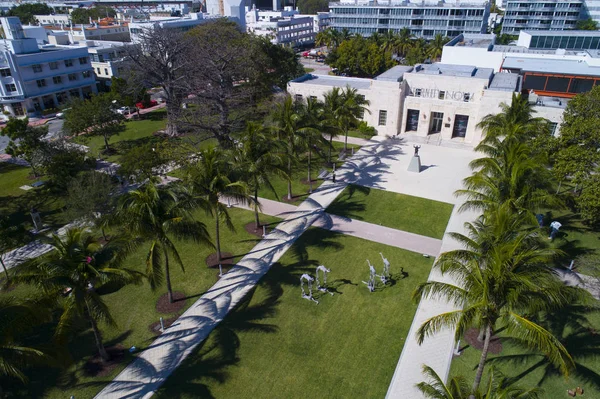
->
[316,265,334,296]
[362,260,376,292]
[300,273,319,304]
[379,252,391,285]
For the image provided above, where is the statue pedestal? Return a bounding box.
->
[408,155,421,173]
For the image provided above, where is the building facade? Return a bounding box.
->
[128,13,213,43]
[246,8,316,47]
[501,1,583,34]
[328,0,490,39]
[0,17,96,117]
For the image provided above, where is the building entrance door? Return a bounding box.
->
[452,115,469,138]
[429,112,443,134]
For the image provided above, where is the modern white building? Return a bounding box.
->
[35,14,71,26]
[328,0,490,39]
[128,13,214,42]
[288,63,526,147]
[501,0,583,34]
[246,7,316,47]
[0,17,97,117]
[205,0,246,27]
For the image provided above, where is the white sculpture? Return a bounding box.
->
[362,260,376,292]
[379,252,391,285]
[300,273,319,304]
[315,265,334,296]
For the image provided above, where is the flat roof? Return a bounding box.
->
[375,65,413,82]
[445,33,494,49]
[290,74,372,90]
[492,45,600,58]
[411,63,494,79]
[522,30,600,38]
[331,0,488,8]
[502,57,600,77]
[489,73,520,92]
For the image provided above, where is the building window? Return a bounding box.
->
[309,95,317,101]
[452,115,469,138]
[104,68,108,75]
[463,93,471,102]
[64,59,73,67]
[430,112,444,133]
[36,79,46,88]
[294,94,303,101]
[4,83,16,92]
[32,64,42,73]
[406,109,419,131]
[49,61,58,70]
[96,68,101,75]
[69,88,80,98]
[438,90,445,100]
[79,57,88,65]
[549,122,558,136]
[378,110,387,126]
[0,68,11,77]
[68,73,77,81]
[53,76,62,84]
[82,71,91,79]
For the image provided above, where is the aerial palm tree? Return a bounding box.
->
[323,87,343,163]
[381,29,398,54]
[417,365,543,399]
[17,228,142,361]
[298,97,331,193]
[413,204,577,397]
[426,34,450,61]
[272,95,304,201]
[0,296,51,385]
[231,122,286,229]
[395,27,414,57]
[186,147,251,264]
[340,28,353,42]
[117,183,211,303]
[338,86,371,152]
[369,32,382,47]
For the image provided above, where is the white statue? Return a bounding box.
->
[300,274,319,304]
[316,265,334,296]
[362,260,376,292]
[379,252,391,285]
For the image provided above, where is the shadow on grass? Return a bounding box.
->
[486,303,600,391]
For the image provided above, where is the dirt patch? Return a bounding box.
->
[244,222,268,238]
[205,252,234,268]
[83,344,126,377]
[148,315,180,335]
[155,291,187,314]
[464,328,503,354]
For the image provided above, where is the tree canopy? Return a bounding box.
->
[70,6,116,24]
[297,0,328,14]
[575,18,598,31]
[5,3,51,25]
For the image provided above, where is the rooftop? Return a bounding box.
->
[375,65,413,82]
[488,73,520,92]
[445,33,495,49]
[411,63,494,80]
[502,57,600,77]
[330,0,489,7]
[290,74,372,90]
[521,30,600,38]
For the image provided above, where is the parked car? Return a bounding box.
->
[135,100,158,109]
[116,106,134,115]
[56,108,71,119]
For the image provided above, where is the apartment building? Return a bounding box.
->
[0,17,96,117]
[246,8,316,46]
[501,1,583,34]
[328,0,490,39]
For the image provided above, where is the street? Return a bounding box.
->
[0,119,64,154]
[300,57,331,76]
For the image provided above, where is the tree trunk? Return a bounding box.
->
[556,180,562,195]
[103,133,110,152]
[477,327,485,342]
[87,304,110,362]
[328,135,333,164]
[254,188,260,230]
[165,100,179,137]
[0,256,9,284]
[101,227,107,242]
[215,208,221,263]
[470,324,492,398]
[287,157,293,201]
[308,144,313,194]
[344,127,348,152]
[164,250,173,304]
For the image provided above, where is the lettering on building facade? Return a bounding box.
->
[409,88,472,102]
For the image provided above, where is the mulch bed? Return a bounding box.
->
[205,252,234,268]
[155,291,187,314]
[464,328,503,354]
[244,222,268,238]
[148,315,180,335]
[83,344,126,377]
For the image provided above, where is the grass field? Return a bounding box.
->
[327,185,454,239]
[0,161,43,197]
[4,208,280,399]
[154,227,434,398]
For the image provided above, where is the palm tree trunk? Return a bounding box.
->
[470,324,492,398]
[556,180,562,195]
[344,127,348,152]
[164,250,174,303]
[287,157,293,201]
[254,187,260,230]
[101,227,107,242]
[215,210,221,263]
[103,133,110,152]
[0,256,9,284]
[308,144,313,194]
[328,134,333,164]
[87,304,110,361]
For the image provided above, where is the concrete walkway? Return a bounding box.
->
[95,141,385,398]
[227,196,442,257]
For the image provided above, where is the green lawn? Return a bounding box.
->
[346,129,375,139]
[0,161,43,197]
[155,227,434,398]
[4,208,281,399]
[327,185,454,239]
[449,306,600,399]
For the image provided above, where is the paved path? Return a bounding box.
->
[95,141,385,398]
[227,196,442,257]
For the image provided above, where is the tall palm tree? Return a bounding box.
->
[338,86,370,152]
[396,27,414,57]
[186,147,251,263]
[0,296,51,385]
[298,97,331,193]
[117,183,211,303]
[17,228,142,361]
[323,87,343,163]
[417,365,543,399]
[381,29,398,54]
[413,205,576,397]
[272,95,304,201]
[369,32,382,47]
[231,122,286,229]
[426,34,450,61]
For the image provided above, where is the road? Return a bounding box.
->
[300,57,331,75]
[0,119,63,154]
